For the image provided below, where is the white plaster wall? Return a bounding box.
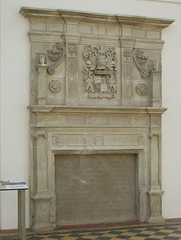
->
[0,0,181,229]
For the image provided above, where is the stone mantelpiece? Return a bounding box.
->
[20,7,173,230]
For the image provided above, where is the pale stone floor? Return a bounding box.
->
[1,223,181,240]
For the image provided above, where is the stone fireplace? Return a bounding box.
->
[20,7,173,230]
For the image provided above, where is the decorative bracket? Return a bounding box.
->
[47,43,65,74]
[133,49,158,78]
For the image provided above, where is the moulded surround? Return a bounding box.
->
[20,7,173,230]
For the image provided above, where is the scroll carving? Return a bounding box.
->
[47,43,65,74]
[83,45,117,98]
[133,49,157,78]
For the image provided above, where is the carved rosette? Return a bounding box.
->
[136,83,147,96]
[83,46,117,99]
[49,80,61,93]
[47,43,65,74]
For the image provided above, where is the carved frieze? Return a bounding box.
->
[51,133,145,148]
[111,116,132,126]
[83,45,117,98]
[88,116,109,125]
[47,43,65,74]
[137,135,145,145]
[52,134,84,147]
[52,135,62,147]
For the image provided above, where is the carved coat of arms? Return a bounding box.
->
[83,46,117,98]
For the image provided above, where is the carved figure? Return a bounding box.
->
[39,54,46,65]
[83,46,117,98]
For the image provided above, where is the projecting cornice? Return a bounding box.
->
[20,7,174,28]
[28,105,167,115]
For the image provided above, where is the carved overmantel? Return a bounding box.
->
[20,7,173,231]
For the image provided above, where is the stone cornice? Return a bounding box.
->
[28,105,167,115]
[20,7,174,29]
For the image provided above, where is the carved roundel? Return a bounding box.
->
[136,83,147,96]
[49,80,61,93]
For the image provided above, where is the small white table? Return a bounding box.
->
[0,179,28,240]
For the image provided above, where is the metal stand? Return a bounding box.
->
[18,190,26,240]
[0,179,28,240]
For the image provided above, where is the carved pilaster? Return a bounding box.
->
[120,38,135,105]
[64,35,80,106]
[31,131,53,229]
[37,56,47,105]
[149,134,160,187]
[148,133,164,223]
[150,70,162,107]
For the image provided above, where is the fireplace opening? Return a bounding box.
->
[55,154,137,226]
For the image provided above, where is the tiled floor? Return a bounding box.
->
[1,223,181,240]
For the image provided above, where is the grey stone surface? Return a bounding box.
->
[20,7,174,230]
[55,154,136,226]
